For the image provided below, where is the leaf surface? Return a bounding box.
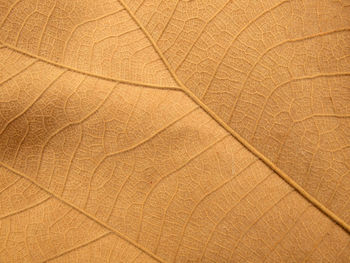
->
[124,0,350,225]
[0,0,350,262]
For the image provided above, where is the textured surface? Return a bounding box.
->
[128,0,350,225]
[0,0,349,262]
[125,0,350,224]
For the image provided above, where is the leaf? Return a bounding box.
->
[0,166,158,263]
[0,0,349,262]
[124,0,350,225]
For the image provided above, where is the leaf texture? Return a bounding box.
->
[123,0,350,225]
[0,0,349,262]
[0,166,158,263]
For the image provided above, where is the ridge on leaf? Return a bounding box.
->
[0,0,350,262]
[123,0,350,227]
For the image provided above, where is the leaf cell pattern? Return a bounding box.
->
[126,0,350,225]
[0,0,350,262]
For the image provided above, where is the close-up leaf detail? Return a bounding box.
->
[0,0,349,262]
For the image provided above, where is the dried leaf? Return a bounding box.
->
[0,0,349,262]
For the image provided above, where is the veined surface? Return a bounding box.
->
[0,0,349,262]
